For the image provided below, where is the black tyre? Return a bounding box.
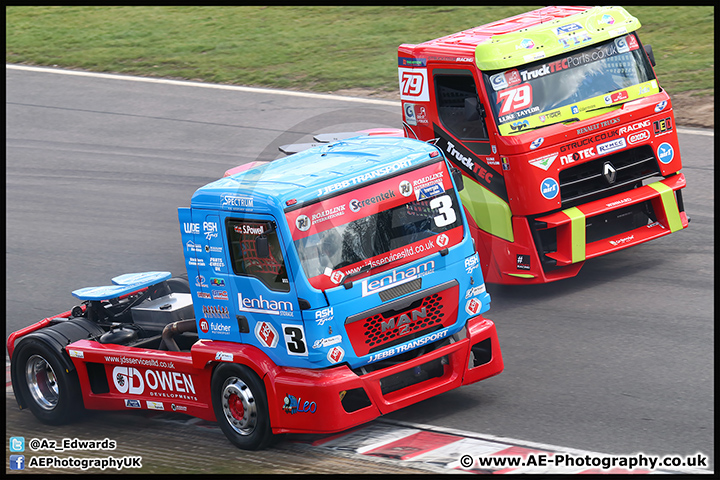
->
[211,364,274,450]
[12,339,83,424]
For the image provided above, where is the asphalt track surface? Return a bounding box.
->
[5,66,714,471]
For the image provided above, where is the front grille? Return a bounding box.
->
[559,145,660,208]
[345,282,458,357]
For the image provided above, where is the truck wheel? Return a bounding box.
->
[12,339,83,425]
[211,364,274,450]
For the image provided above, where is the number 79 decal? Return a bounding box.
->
[497,84,533,115]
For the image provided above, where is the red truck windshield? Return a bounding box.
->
[285,159,463,290]
[483,33,658,136]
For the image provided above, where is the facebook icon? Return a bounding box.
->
[10,454,25,470]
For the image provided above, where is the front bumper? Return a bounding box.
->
[265,316,503,434]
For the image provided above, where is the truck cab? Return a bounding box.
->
[181,136,496,372]
[397,6,688,284]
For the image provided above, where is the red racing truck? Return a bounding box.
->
[302,6,689,284]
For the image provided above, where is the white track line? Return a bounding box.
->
[7,64,715,137]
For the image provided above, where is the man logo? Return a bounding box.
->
[381,308,427,335]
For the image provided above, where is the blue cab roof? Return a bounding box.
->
[191,136,443,214]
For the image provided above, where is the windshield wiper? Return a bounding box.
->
[523,117,580,132]
[585,100,632,113]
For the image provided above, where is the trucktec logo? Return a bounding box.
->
[381,307,428,335]
[255,321,279,348]
[603,162,617,185]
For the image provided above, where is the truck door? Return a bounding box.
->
[224,216,308,364]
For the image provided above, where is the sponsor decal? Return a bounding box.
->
[597,138,627,156]
[554,23,583,35]
[255,321,279,348]
[199,319,209,333]
[210,277,225,287]
[511,119,529,131]
[530,137,544,150]
[296,214,311,232]
[399,180,413,197]
[146,401,164,411]
[618,119,651,136]
[349,189,396,212]
[655,100,667,112]
[398,67,429,102]
[112,366,197,400]
[171,404,187,412]
[445,142,492,184]
[519,38,535,50]
[465,284,486,299]
[316,159,413,197]
[398,57,426,67]
[404,102,417,126]
[215,351,233,362]
[465,253,480,274]
[234,224,264,235]
[312,335,342,349]
[614,35,629,53]
[571,105,579,115]
[238,293,293,316]
[202,305,230,319]
[203,221,218,241]
[367,330,449,364]
[197,291,211,299]
[195,275,208,288]
[328,269,345,285]
[540,178,560,200]
[315,307,334,326]
[601,14,615,25]
[221,194,253,209]
[416,183,444,201]
[465,298,482,316]
[124,399,141,408]
[327,346,345,364]
[609,235,635,246]
[188,257,205,267]
[607,197,632,208]
[186,240,202,252]
[212,289,228,301]
[558,31,592,49]
[528,153,558,171]
[576,117,621,135]
[361,260,434,297]
[657,143,674,164]
[653,117,673,136]
[516,254,531,270]
[209,321,232,335]
[501,157,510,171]
[283,394,317,414]
[210,257,225,270]
[68,349,84,358]
[627,129,651,145]
[604,90,628,105]
[183,222,200,235]
[436,233,449,248]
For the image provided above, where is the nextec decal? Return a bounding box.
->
[361,261,434,297]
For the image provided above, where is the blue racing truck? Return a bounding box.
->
[9,136,503,450]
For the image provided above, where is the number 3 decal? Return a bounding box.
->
[430,195,457,227]
[282,324,308,356]
[497,84,533,115]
